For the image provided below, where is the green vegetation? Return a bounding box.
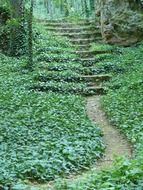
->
[52,44,143,190]
[0,23,104,189]
[1,0,143,189]
[90,42,114,52]
[30,25,107,96]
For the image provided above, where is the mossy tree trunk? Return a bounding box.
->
[27,0,34,71]
[83,0,89,18]
[9,0,26,56]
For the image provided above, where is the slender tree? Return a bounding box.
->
[83,0,89,18]
[9,0,25,56]
[27,0,34,70]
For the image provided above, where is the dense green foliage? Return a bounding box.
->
[0,3,25,56]
[52,44,143,190]
[1,1,143,189]
[0,23,105,189]
[0,5,10,53]
[30,24,115,96]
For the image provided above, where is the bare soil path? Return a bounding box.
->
[26,19,132,190]
[26,95,132,190]
[86,95,132,170]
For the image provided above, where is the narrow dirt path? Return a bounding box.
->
[26,20,132,189]
[26,95,132,190]
[86,95,132,169]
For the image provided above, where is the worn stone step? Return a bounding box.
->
[46,26,100,33]
[37,49,95,57]
[69,38,95,45]
[75,49,111,55]
[38,20,96,28]
[78,57,99,63]
[52,31,101,39]
[77,57,97,66]
[37,48,75,54]
[80,57,96,62]
[84,86,107,96]
[43,22,95,28]
[80,74,112,82]
[79,66,108,75]
[36,75,82,83]
[38,50,97,57]
[74,50,96,58]
[31,83,107,96]
[47,23,96,29]
[72,44,91,50]
[37,57,78,63]
[37,56,93,63]
[37,19,65,23]
[76,50,112,58]
[37,56,98,65]
[37,18,95,23]
[80,58,99,66]
[94,36,103,41]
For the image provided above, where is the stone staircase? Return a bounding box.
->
[42,19,101,60]
[35,19,112,95]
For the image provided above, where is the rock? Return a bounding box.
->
[95,0,143,45]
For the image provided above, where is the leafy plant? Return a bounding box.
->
[0,22,105,188]
[51,43,143,190]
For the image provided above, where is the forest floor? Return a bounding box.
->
[24,20,137,190]
[26,95,132,190]
[1,19,143,190]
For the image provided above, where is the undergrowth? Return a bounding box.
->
[50,44,143,190]
[0,22,105,189]
[1,17,143,190]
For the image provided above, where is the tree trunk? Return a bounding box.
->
[10,0,23,18]
[27,0,34,70]
[9,0,26,56]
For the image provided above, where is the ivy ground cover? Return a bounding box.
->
[0,46,104,188]
[52,44,143,190]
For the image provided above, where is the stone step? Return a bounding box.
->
[80,74,112,82]
[94,36,103,41]
[80,58,101,66]
[37,57,98,65]
[35,71,111,83]
[31,83,107,96]
[75,50,111,55]
[79,50,112,58]
[80,57,97,62]
[84,86,107,96]
[37,18,96,23]
[79,66,107,75]
[38,58,78,63]
[37,49,95,57]
[36,75,81,83]
[38,20,96,28]
[69,37,95,45]
[37,48,75,54]
[80,58,98,66]
[37,19,65,23]
[46,26,100,33]
[72,44,91,50]
[75,50,96,58]
[37,49,110,58]
[41,22,96,29]
[52,31,101,39]
[43,22,95,28]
